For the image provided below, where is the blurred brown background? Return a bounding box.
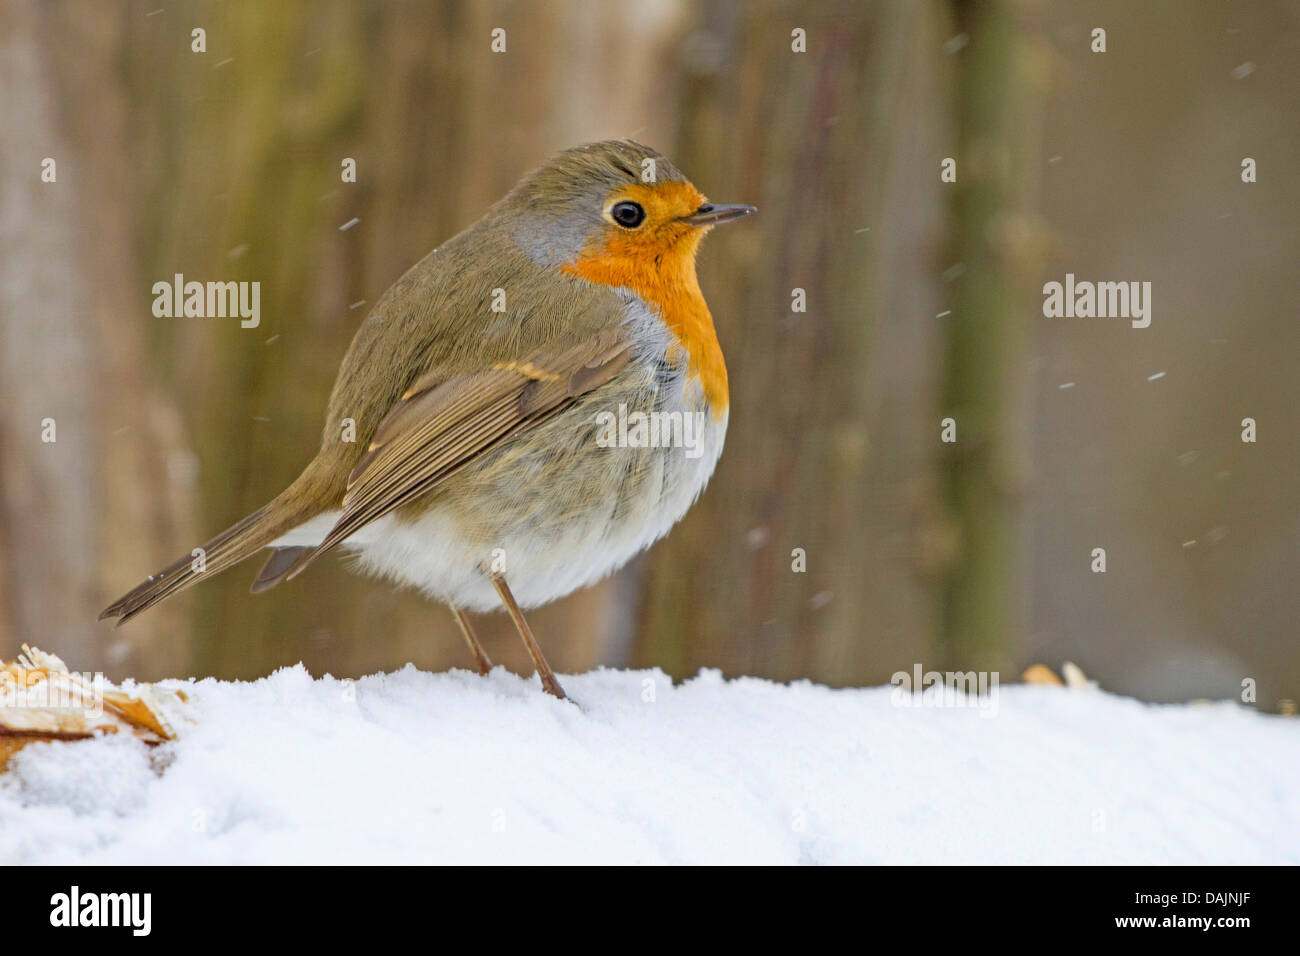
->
[1,0,1296,708]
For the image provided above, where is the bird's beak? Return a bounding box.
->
[683,203,757,227]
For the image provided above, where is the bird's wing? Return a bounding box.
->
[286,330,632,578]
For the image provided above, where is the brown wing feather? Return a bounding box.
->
[286,332,631,580]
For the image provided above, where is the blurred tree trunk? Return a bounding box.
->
[0,0,194,677]
[0,0,97,667]
[937,0,1044,670]
[633,0,952,685]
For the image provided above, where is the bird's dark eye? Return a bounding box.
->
[610,201,646,228]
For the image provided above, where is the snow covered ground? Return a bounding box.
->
[2,664,1297,865]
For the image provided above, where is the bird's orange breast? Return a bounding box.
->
[563,241,727,417]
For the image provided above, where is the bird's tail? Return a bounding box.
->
[99,472,331,627]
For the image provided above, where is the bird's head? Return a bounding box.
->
[501,140,755,289]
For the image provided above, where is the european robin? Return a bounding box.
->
[101,140,755,699]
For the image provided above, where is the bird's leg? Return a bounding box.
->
[449,605,493,676]
[489,574,566,700]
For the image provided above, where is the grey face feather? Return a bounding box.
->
[499,140,686,268]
